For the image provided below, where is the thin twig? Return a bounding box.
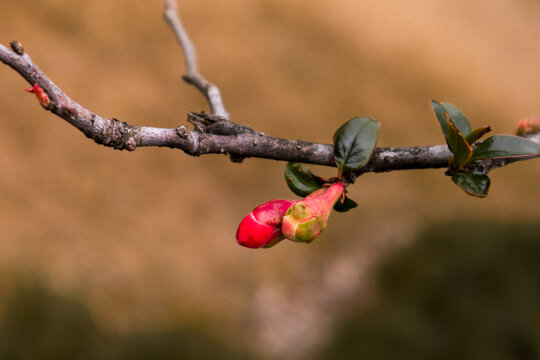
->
[164,0,229,119]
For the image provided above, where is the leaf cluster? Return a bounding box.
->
[432,100,540,197]
[284,117,380,212]
[284,101,540,208]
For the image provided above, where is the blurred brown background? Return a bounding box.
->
[1,0,540,359]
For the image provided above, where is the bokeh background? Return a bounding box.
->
[1,0,540,359]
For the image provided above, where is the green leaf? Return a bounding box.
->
[447,120,472,169]
[442,102,471,136]
[431,100,450,139]
[431,100,472,140]
[451,171,490,198]
[471,135,540,161]
[465,126,492,145]
[284,163,323,197]
[333,117,380,172]
[333,196,358,213]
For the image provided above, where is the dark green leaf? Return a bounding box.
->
[447,120,472,169]
[471,135,540,161]
[451,171,490,198]
[333,117,380,171]
[442,102,471,136]
[431,100,472,140]
[284,163,323,197]
[431,100,449,139]
[465,126,492,145]
[333,196,358,213]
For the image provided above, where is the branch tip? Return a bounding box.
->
[163,0,229,119]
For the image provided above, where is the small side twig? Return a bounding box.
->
[164,0,229,119]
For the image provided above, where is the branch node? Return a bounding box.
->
[176,125,190,138]
[342,171,357,185]
[91,118,136,151]
[181,74,194,85]
[9,40,24,55]
[125,137,137,151]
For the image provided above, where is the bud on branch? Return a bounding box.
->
[236,183,344,249]
[282,183,344,243]
[25,84,50,107]
[236,199,294,249]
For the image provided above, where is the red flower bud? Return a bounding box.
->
[25,84,50,107]
[236,199,293,249]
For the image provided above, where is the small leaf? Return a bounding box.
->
[465,126,492,145]
[451,171,490,198]
[333,196,358,213]
[471,135,540,161]
[447,120,472,169]
[333,117,380,171]
[431,100,472,140]
[284,163,323,197]
[442,102,471,136]
[431,100,449,139]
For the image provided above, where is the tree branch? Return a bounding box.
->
[163,0,229,119]
[1,24,539,178]
[0,41,456,171]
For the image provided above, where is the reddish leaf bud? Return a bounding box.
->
[236,199,293,249]
[517,117,540,135]
[25,84,50,107]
